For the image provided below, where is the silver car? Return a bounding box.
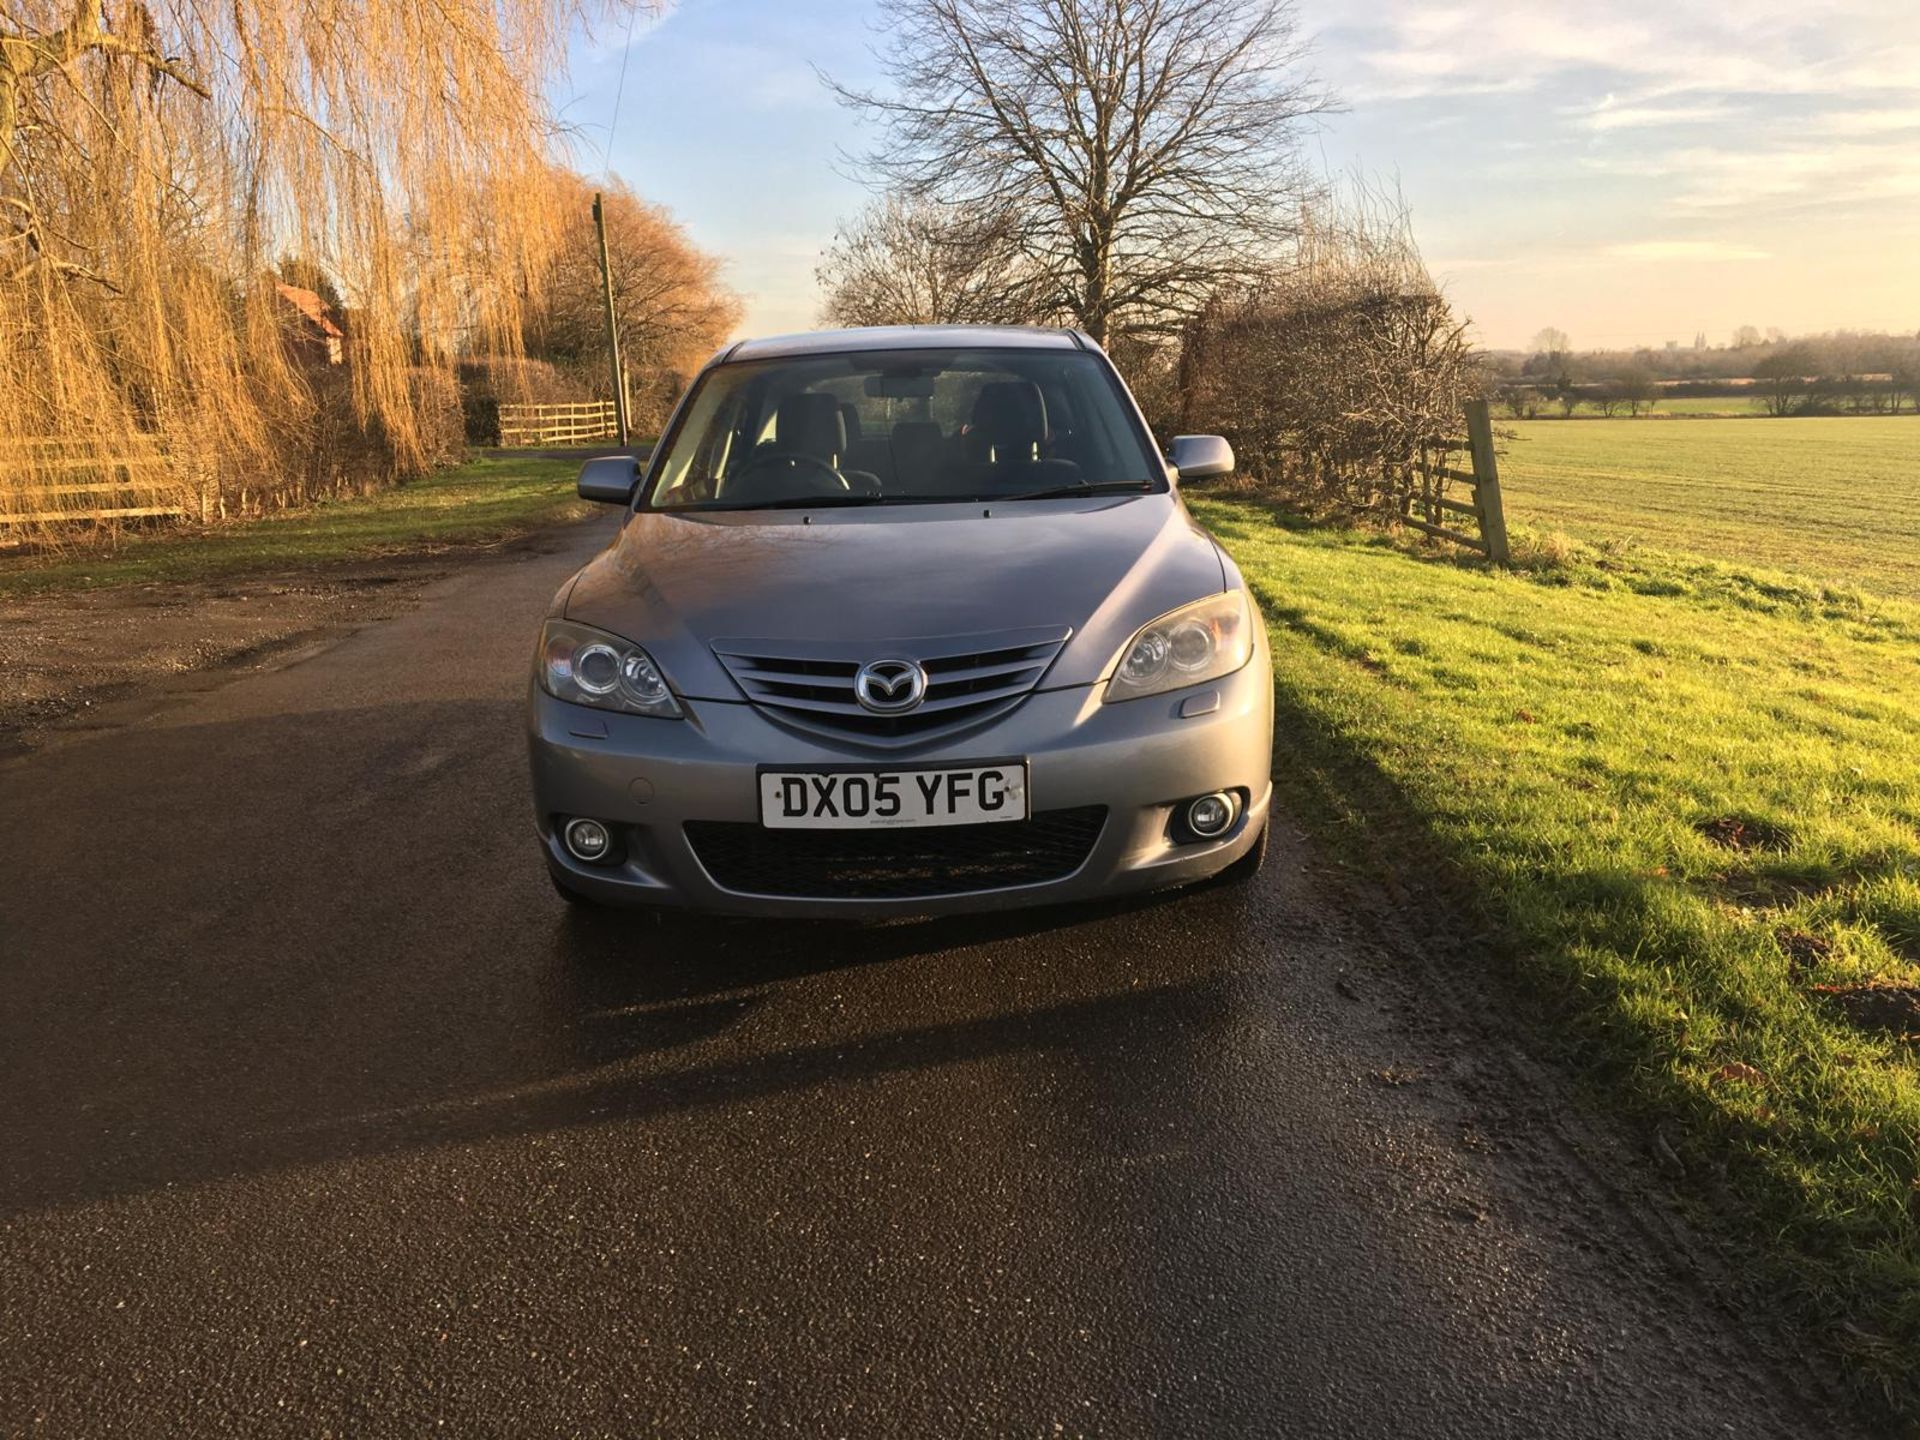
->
[528,325,1272,916]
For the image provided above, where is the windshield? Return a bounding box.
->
[643,347,1166,510]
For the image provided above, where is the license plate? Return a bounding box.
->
[759,762,1029,830]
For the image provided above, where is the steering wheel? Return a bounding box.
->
[721,451,851,505]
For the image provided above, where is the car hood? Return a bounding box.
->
[563,494,1227,699]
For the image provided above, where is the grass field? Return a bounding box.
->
[1193,495,1920,1418]
[1524,396,1776,418]
[1636,395,1775,416]
[1499,416,1920,599]
[0,456,592,599]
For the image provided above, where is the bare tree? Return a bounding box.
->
[522,171,741,424]
[1531,327,1571,359]
[1554,374,1578,418]
[1176,190,1482,522]
[828,0,1327,346]
[1617,364,1657,417]
[1500,384,1539,420]
[1892,357,1918,416]
[1754,347,1812,417]
[816,195,1047,328]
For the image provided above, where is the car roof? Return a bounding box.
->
[721,325,1090,364]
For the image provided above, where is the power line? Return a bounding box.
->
[603,2,642,177]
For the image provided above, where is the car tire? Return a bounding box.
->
[1216,819,1269,886]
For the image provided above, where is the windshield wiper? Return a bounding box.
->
[702,493,890,512]
[998,480,1154,503]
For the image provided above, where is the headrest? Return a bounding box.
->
[776,393,845,460]
[970,381,1049,459]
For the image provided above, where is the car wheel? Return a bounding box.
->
[1216,819,1269,886]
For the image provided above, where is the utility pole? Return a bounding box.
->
[592,192,631,447]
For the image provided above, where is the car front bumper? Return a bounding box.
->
[527,647,1274,918]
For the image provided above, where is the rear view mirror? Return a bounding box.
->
[1169,434,1235,482]
[578,456,638,504]
[865,373,936,399]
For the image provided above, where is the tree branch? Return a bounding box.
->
[7,0,210,98]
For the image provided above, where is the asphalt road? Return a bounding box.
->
[1,516,1858,1438]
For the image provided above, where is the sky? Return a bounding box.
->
[560,0,1920,351]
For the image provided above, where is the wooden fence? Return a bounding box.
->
[0,436,195,532]
[497,400,619,448]
[1401,399,1511,563]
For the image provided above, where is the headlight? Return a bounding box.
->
[538,619,683,718]
[1105,591,1252,702]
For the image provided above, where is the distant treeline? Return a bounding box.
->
[1490,330,1920,418]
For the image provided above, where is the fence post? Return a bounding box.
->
[1464,399,1511,565]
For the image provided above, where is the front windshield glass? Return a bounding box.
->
[644,347,1165,510]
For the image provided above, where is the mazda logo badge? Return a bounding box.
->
[854,658,928,714]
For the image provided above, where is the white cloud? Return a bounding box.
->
[1576,100,1743,132]
[1813,107,1920,136]
[1298,0,1920,231]
[1292,0,1920,343]
[1308,0,1920,104]
[1585,140,1920,215]
[1607,241,1770,262]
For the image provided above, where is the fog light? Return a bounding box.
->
[1185,792,1236,839]
[563,817,614,864]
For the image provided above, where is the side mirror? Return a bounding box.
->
[1169,435,1235,482]
[577,456,639,504]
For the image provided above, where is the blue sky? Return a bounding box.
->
[560,0,1920,350]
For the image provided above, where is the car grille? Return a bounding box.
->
[684,806,1108,900]
[711,627,1072,748]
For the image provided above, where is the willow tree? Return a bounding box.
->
[1,0,637,530]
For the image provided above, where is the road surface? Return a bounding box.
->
[0,515,1857,1437]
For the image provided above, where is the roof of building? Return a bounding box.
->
[275,282,345,339]
[722,325,1088,364]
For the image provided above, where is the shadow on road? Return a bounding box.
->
[4,927,1235,1217]
[0,694,1254,1217]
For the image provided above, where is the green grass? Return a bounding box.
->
[1635,395,1775,416]
[1500,416,1920,599]
[0,457,592,598]
[1193,495,1920,1417]
[1528,399,1915,417]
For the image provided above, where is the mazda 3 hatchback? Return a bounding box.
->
[528,325,1273,915]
